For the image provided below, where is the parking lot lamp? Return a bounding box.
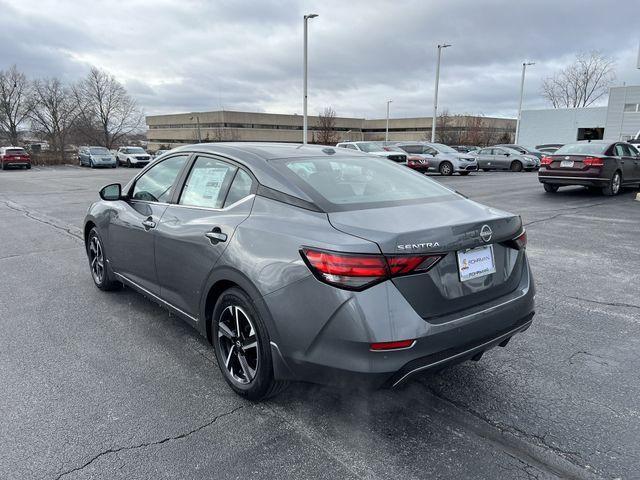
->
[431,43,451,143]
[303,13,319,145]
[515,62,535,143]
[385,100,393,143]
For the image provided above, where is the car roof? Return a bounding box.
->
[156,142,372,203]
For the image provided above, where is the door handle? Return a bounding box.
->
[205,227,227,244]
[142,218,156,230]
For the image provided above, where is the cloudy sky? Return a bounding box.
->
[1,0,638,120]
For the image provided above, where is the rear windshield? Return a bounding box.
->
[355,142,382,153]
[90,147,110,155]
[6,148,25,155]
[554,143,608,155]
[271,155,456,211]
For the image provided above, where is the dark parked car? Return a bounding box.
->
[0,146,31,170]
[84,143,535,400]
[538,141,640,195]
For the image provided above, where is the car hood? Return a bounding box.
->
[328,196,521,254]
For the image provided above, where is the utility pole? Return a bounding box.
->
[515,62,535,144]
[302,13,318,145]
[431,43,451,143]
[385,100,392,143]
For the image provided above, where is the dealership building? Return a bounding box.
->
[518,85,640,147]
[145,110,515,151]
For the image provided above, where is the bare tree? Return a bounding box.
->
[74,67,143,149]
[431,109,463,145]
[0,65,33,145]
[29,78,78,161]
[316,107,338,145]
[541,51,616,108]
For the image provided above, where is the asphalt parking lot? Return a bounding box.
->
[1,165,639,480]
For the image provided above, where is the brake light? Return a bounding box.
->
[370,339,415,351]
[541,156,553,166]
[583,156,604,167]
[301,248,443,290]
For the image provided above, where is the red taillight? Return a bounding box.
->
[301,248,442,290]
[583,156,604,167]
[541,156,553,166]
[370,339,415,351]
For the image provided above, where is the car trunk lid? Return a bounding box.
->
[328,197,525,321]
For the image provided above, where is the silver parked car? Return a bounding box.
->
[336,141,407,163]
[475,146,539,172]
[395,142,478,176]
[78,146,117,168]
[84,143,535,400]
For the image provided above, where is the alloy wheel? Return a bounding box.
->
[612,172,621,195]
[89,236,104,284]
[217,305,259,385]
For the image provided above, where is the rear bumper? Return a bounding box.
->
[538,173,608,187]
[266,255,535,388]
[2,160,30,166]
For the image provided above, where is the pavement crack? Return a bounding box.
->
[524,202,608,227]
[0,199,82,241]
[566,295,640,310]
[53,405,247,480]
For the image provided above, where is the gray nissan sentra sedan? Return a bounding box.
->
[84,143,535,400]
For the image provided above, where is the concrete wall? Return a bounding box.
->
[518,107,607,147]
[604,86,640,141]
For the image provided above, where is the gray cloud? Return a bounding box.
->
[1,0,638,119]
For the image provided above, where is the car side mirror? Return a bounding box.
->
[99,183,122,201]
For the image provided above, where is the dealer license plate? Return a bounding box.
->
[457,245,496,282]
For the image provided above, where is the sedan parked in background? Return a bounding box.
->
[0,146,31,170]
[395,142,478,176]
[116,147,152,168]
[497,144,544,160]
[336,141,407,163]
[84,142,534,400]
[475,146,538,172]
[78,146,117,168]
[538,141,640,195]
[452,145,480,154]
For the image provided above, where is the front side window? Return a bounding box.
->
[180,157,237,209]
[273,155,455,211]
[131,155,188,203]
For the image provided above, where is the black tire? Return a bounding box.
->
[459,171,470,176]
[211,287,287,400]
[602,171,622,196]
[543,183,559,193]
[510,160,523,172]
[126,159,132,168]
[439,161,453,176]
[90,159,95,169]
[482,168,491,172]
[1,162,5,170]
[26,164,31,169]
[86,228,120,291]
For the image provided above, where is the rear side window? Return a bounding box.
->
[180,157,237,209]
[224,169,253,207]
[272,155,455,211]
[131,155,188,202]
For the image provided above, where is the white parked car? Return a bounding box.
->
[116,147,152,168]
[335,141,407,163]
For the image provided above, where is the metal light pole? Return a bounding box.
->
[302,13,318,145]
[515,62,535,144]
[385,100,393,143]
[431,43,451,143]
